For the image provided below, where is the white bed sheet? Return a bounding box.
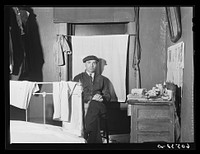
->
[10,120,85,143]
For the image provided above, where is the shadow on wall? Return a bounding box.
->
[18,7,44,82]
[96,58,118,102]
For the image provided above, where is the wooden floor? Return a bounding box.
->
[108,134,130,143]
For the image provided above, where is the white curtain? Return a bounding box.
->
[72,35,129,102]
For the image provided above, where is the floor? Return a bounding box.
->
[104,134,130,143]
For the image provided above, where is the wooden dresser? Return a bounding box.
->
[127,99,175,143]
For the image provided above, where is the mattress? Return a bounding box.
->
[10,120,85,143]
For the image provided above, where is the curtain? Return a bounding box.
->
[71,35,129,102]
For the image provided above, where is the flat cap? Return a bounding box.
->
[83,55,99,63]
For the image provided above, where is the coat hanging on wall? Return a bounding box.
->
[53,35,71,66]
[10,7,44,81]
[9,7,26,75]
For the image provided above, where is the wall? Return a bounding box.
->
[28,7,61,124]
[139,7,167,90]
[139,7,194,142]
[181,7,194,142]
[166,7,194,142]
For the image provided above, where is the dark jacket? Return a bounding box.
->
[73,72,111,103]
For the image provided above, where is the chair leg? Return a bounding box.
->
[104,118,109,143]
[100,117,109,143]
[106,127,109,143]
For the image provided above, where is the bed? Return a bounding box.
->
[10,120,85,143]
[9,81,85,143]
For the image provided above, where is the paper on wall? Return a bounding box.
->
[166,41,184,89]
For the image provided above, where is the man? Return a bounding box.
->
[73,55,111,143]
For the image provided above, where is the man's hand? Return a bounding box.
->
[92,94,103,102]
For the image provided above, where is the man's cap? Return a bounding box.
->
[83,55,99,63]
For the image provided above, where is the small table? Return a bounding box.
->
[127,99,175,143]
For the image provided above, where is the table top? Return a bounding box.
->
[127,98,174,105]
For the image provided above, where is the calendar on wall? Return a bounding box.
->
[166,41,184,91]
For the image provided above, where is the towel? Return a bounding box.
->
[52,81,79,121]
[71,35,129,102]
[10,80,39,109]
[53,35,71,66]
[52,81,83,136]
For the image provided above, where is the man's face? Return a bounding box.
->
[85,60,97,73]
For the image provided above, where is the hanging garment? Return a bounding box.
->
[9,28,14,74]
[12,7,25,35]
[62,81,83,137]
[10,80,39,109]
[52,81,83,136]
[18,9,44,81]
[53,35,71,66]
[10,7,25,75]
[72,35,129,102]
[52,81,76,121]
[19,9,30,26]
